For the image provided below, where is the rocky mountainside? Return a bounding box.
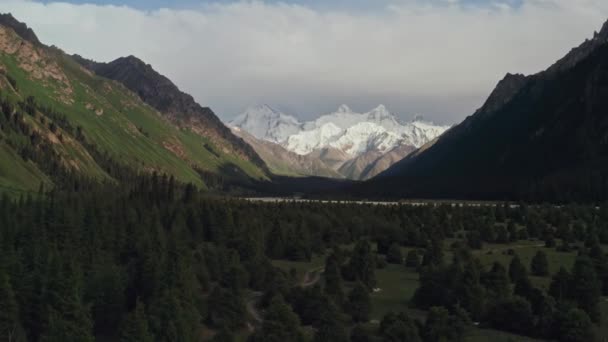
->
[229,104,449,180]
[73,55,267,169]
[0,13,40,45]
[369,18,608,202]
[231,127,343,178]
[0,14,269,193]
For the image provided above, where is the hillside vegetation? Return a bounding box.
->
[0,18,268,193]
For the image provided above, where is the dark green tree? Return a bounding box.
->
[549,267,571,301]
[466,230,483,250]
[379,312,421,342]
[350,324,373,342]
[313,301,348,342]
[0,273,26,342]
[570,257,601,322]
[482,262,510,298]
[207,286,245,330]
[486,296,533,336]
[348,239,376,290]
[347,282,371,323]
[508,255,527,283]
[251,295,303,342]
[324,254,345,306]
[531,251,549,276]
[405,250,420,268]
[119,300,154,342]
[386,243,403,264]
[555,308,595,342]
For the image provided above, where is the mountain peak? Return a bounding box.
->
[0,13,41,45]
[230,105,302,143]
[476,73,529,116]
[598,18,608,41]
[247,104,276,113]
[336,104,353,113]
[367,105,392,119]
[413,114,425,122]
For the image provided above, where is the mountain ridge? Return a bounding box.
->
[371,17,608,202]
[73,55,268,170]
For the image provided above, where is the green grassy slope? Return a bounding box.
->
[0,24,267,191]
[0,142,50,194]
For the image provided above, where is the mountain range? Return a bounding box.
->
[229,104,450,180]
[1,12,608,203]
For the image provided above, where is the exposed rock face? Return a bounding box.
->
[358,145,416,180]
[546,19,608,75]
[475,73,529,116]
[74,55,268,170]
[0,13,40,45]
[0,26,72,104]
[232,127,343,178]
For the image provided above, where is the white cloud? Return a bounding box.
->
[1,0,607,123]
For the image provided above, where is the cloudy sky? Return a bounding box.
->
[3,0,608,123]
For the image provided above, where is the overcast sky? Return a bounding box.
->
[3,0,608,124]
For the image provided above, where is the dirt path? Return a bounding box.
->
[245,291,263,332]
[300,267,324,288]
[245,265,325,331]
[484,243,545,254]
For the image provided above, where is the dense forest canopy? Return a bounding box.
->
[2,170,608,341]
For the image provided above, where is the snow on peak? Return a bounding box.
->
[286,123,343,155]
[229,104,302,143]
[231,104,451,157]
[333,122,402,156]
[368,104,390,117]
[336,104,353,113]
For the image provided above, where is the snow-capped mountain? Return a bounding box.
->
[228,104,450,180]
[287,105,450,157]
[228,104,302,143]
[305,104,400,131]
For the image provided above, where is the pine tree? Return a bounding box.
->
[405,250,420,268]
[482,262,509,298]
[251,295,303,342]
[347,282,371,323]
[120,299,154,342]
[348,239,376,290]
[323,254,345,306]
[508,255,527,283]
[379,312,421,342]
[570,257,601,322]
[531,251,549,276]
[41,255,94,342]
[555,308,595,342]
[313,301,348,342]
[549,267,571,301]
[0,273,26,342]
[386,243,403,264]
